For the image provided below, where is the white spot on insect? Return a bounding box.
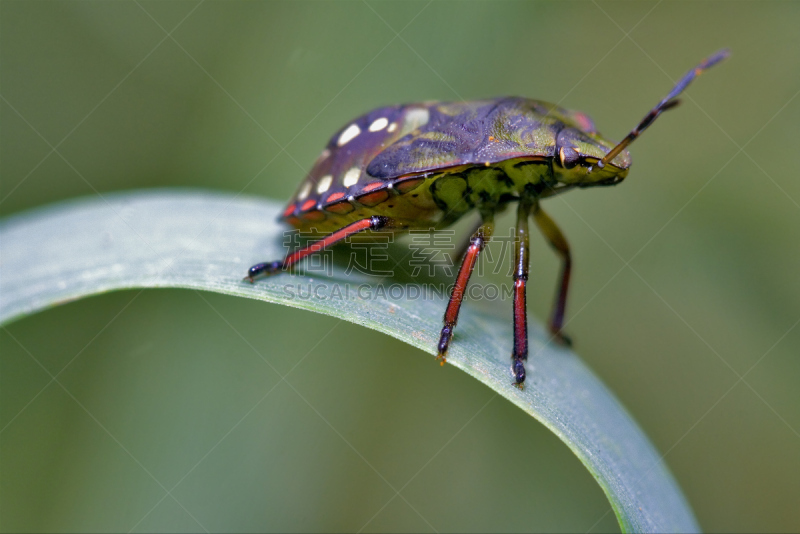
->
[319,148,331,160]
[343,167,361,187]
[297,181,312,200]
[369,117,389,132]
[405,108,430,130]
[316,175,333,194]
[338,123,361,146]
[387,122,398,133]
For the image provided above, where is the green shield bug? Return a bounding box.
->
[246,49,729,388]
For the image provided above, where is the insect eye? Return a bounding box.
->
[558,146,580,169]
[555,128,582,170]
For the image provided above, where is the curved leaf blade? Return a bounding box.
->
[0,190,699,533]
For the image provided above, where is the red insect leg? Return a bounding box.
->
[436,220,494,364]
[245,216,393,281]
[511,198,533,387]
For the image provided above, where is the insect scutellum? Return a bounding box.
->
[245,49,729,389]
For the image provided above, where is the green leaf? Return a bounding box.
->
[0,190,699,533]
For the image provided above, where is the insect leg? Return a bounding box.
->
[511,197,534,388]
[532,205,572,345]
[245,216,394,282]
[436,216,494,364]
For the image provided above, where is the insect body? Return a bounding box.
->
[247,50,729,388]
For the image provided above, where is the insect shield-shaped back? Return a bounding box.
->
[279,104,440,233]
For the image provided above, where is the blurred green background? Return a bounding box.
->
[2,1,799,532]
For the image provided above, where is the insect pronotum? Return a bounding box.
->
[246,50,729,388]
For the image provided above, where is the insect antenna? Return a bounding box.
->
[596,48,730,170]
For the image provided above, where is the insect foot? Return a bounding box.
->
[512,360,526,390]
[436,325,453,365]
[551,329,573,347]
[243,261,283,283]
